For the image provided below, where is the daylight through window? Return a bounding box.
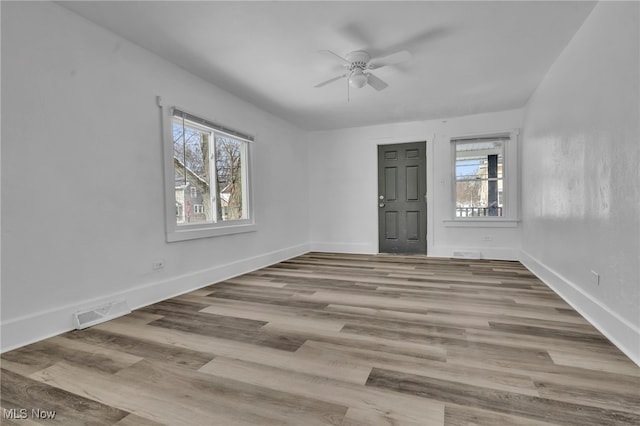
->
[454,137,507,218]
[173,110,249,226]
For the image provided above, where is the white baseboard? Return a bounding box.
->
[0,243,310,353]
[428,245,520,261]
[310,241,378,254]
[520,250,640,367]
[310,242,520,260]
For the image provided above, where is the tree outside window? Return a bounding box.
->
[173,113,248,226]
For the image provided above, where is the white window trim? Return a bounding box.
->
[158,97,256,242]
[447,129,520,228]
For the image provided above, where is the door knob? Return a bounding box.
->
[379,203,385,208]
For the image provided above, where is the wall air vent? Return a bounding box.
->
[73,300,131,330]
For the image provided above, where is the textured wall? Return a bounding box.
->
[521,2,639,361]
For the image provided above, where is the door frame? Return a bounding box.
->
[376,139,431,255]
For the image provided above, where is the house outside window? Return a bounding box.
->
[454,138,505,217]
[450,131,519,224]
[161,101,256,242]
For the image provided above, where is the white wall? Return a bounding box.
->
[520,2,639,364]
[308,109,523,259]
[1,2,309,351]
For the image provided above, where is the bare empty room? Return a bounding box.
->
[1,1,639,425]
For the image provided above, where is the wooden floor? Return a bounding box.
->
[2,253,639,425]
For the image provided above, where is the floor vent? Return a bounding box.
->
[73,300,131,330]
[452,251,482,259]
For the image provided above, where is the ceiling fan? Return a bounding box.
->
[314,49,411,91]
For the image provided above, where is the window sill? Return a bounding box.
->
[443,219,519,228]
[167,223,257,242]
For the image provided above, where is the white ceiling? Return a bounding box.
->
[58,1,596,131]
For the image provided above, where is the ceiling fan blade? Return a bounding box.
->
[366,72,388,91]
[314,73,348,88]
[319,50,351,66]
[368,50,412,69]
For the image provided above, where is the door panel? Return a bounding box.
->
[378,141,427,254]
[406,149,419,158]
[406,165,419,200]
[385,151,398,160]
[406,211,419,241]
[384,167,397,201]
[385,212,398,239]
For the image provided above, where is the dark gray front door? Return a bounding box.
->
[378,141,427,254]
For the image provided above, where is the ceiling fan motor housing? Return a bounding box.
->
[345,50,371,70]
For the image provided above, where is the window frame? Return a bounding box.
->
[160,99,256,242]
[446,130,520,227]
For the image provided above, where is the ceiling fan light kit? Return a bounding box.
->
[348,69,368,88]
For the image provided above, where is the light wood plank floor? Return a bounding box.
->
[2,253,639,425]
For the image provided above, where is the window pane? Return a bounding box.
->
[215,135,246,221]
[455,180,503,217]
[455,139,504,217]
[173,122,186,185]
[173,121,212,225]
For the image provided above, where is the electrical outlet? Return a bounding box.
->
[590,270,599,286]
[152,260,165,271]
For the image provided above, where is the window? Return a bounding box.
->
[455,138,505,217]
[449,132,519,225]
[162,103,255,242]
[192,204,204,214]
